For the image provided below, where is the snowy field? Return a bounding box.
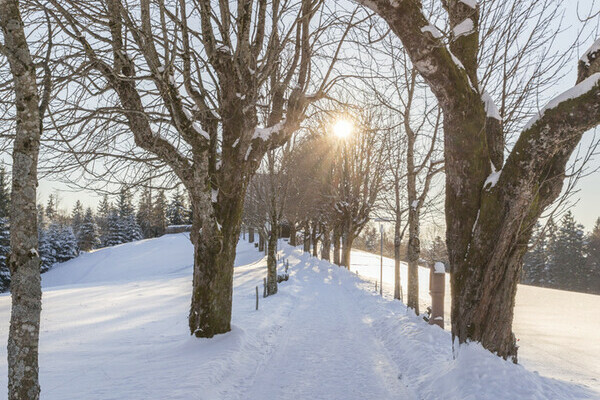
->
[349,250,600,394]
[0,234,595,399]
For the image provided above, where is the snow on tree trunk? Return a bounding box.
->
[0,0,43,396]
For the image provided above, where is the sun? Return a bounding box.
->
[333,119,353,139]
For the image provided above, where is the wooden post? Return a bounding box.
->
[375,281,378,293]
[256,286,259,310]
[429,262,445,328]
[263,277,267,298]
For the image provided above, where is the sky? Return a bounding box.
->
[13,1,600,231]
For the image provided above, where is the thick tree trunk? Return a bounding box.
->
[303,223,310,253]
[394,220,402,301]
[333,228,341,265]
[341,221,354,269]
[321,226,331,262]
[248,227,255,243]
[266,224,278,296]
[289,223,296,246]
[406,209,420,314]
[1,2,43,398]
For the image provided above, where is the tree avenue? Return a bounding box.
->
[358,0,600,361]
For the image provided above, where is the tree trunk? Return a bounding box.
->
[341,220,353,269]
[311,224,318,257]
[258,230,265,252]
[333,228,341,265]
[303,223,310,253]
[394,220,402,301]
[1,2,43,397]
[406,213,420,314]
[321,226,331,262]
[289,223,296,246]
[248,227,255,243]
[266,224,278,296]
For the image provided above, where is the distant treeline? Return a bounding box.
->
[0,168,193,292]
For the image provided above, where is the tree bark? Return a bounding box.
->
[321,226,331,262]
[303,223,310,253]
[333,228,341,265]
[266,225,278,296]
[0,0,43,397]
[394,219,402,301]
[248,227,255,243]
[289,223,296,246]
[311,223,318,257]
[258,230,265,252]
[341,220,354,269]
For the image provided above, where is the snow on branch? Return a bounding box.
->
[580,38,600,67]
[452,19,474,38]
[481,91,502,121]
[421,25,443,39]
[252,120,286,141]
[524,73,600,131]
[459,0,477,9]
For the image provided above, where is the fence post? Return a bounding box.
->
[429,262,445,328]
[263,277,267,298]
[255,286,259,310]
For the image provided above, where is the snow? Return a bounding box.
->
[452,19,474,38]
[253,120,285,141]
[211,188,218,203]
[459,0,477,8]
[232,138,240,148]
[349,249,600,396]
[192,122,210,141]
[484,162,502,190]
[524,72,600,131]
[580,38,600,67]
[433,262,445,274]
[421,25,442,39]
[411,200,419,209]
[0,235,596,399]
[482,90,502,120]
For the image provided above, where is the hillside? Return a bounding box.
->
[0,234,596,399]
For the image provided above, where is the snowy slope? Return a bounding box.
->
[349,249,600,394]
[0,234,596,399]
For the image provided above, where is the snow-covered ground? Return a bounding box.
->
[349,249,600,394]
[0,234,596,399]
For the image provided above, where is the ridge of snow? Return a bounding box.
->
[253,120,285,141]
[580,38,600,67]
[524,72,600,131]
[459,0,477,8]
[453,18,474,38]
[434,262,445,274]
[193,122,210,141]
[481,91,502,120]
[421,24,442,39]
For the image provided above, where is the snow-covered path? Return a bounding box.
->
[0,234,595,399]
[241,261,412,399]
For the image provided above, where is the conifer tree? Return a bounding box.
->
[124,215,143,242]
[137,187,153,238]
[117,187,134,218]
[71,200,84,238]
[549,212,587,291]
[152,190,167,237]
[45,194,57,220]
[103,209,126,247]
[166,189,190,225]
[0,167,10,291]
[78,208,101,251]
[522,223,548,286]
[55,226,79,263]
[97,194,111,246]
[39,222,59,272]
[585,219,600,295]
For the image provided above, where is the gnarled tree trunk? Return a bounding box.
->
[321,226,331,261]
[266,223,278,296]
[1,1,43,397]
[333,227,341,265]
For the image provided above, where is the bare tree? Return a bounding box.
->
[359,0,600,361]
[0,0,50,396]
[44,0,355,337]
